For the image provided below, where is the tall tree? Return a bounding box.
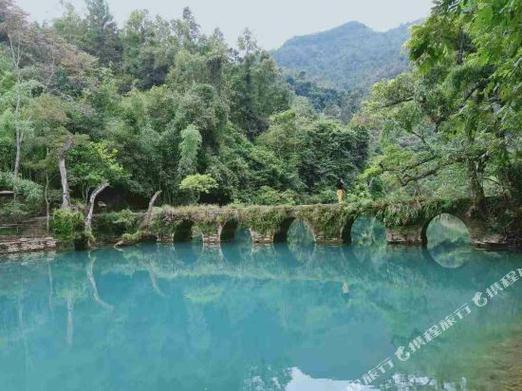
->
[83,0,122,67]
[178,124,202,177]
[408,0,522,205]
[230,30,290,139]
[357,0,522,208]
[0,0,31,177]
[173,7,201,51]
[120,10,179,89]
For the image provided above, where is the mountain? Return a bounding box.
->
[273,21,416,91]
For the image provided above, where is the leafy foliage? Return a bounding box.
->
[0,0,373,215]
[354,0,522,211]
[0,0,519,230]
[51,208,84,242]
[180,174,218,202]
[0,171,42,205]
[238,206,292,235]
[178,125,202,177]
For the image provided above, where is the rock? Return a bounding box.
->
[0,237,57,255]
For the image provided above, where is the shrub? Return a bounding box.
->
[0,172,43,205]
[51,208,84,242]
[252,186,297,205]
[121,230,145,243]
[0,201,29,223]
[0,172,43,219]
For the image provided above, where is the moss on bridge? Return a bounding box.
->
[295,204,352,242]
[373,198,472,227]
[238,206,293,236]
[88,197,521,249]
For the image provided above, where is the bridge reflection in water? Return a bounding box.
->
[139,200,520,250]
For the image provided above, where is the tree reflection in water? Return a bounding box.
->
[426,213,476,269]
[0,221,520,390]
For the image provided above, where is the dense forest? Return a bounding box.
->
[0,0,369,221]
[274,20,414,122]
[0,0,521,227]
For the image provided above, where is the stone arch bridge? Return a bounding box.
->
[147,198,520,249]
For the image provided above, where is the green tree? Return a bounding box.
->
[174,84,227,149]
[179,174,218,203]
[230,30,290,139]
[178,124,202,177]
[359,0,522,207]
[68,141,126,202]
[120,10,178,89]
[409,0,522,203]
[83,0,122,67]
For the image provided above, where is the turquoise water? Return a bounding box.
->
[0,219,521,390]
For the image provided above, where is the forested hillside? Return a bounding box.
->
[0,0,520,236]
[0,0,368,221]
[273,21,413,91]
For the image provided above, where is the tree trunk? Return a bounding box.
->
[9,32,23,179]
[85,181,109,233]
[59,136,74,209]
[44,172,50,233]
[140,190,162,230]
[493,123,521,202]
[467,160,486,211]
[86,253,113,310]
[58,157,70,209]
[14,127,22,178]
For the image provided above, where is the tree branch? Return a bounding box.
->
[140,190,162,231]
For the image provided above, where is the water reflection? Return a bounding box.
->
[426,214,475,269]
[351,216,386,247]
[0,220,520,390]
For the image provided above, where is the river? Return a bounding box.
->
[0,217,520,390]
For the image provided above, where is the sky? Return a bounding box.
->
[16,0,434,49]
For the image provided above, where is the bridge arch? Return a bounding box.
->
[273,217,315,243]
[421,213,470,247]
[220,219,239,242]
[273,217,294,242]
[173,220,195,242]
[340,219,353,244]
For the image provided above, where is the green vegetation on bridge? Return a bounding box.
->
[47,197,519,250]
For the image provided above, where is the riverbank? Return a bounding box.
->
[0,237,57,254]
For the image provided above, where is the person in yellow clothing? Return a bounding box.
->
[336,178,346,204]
